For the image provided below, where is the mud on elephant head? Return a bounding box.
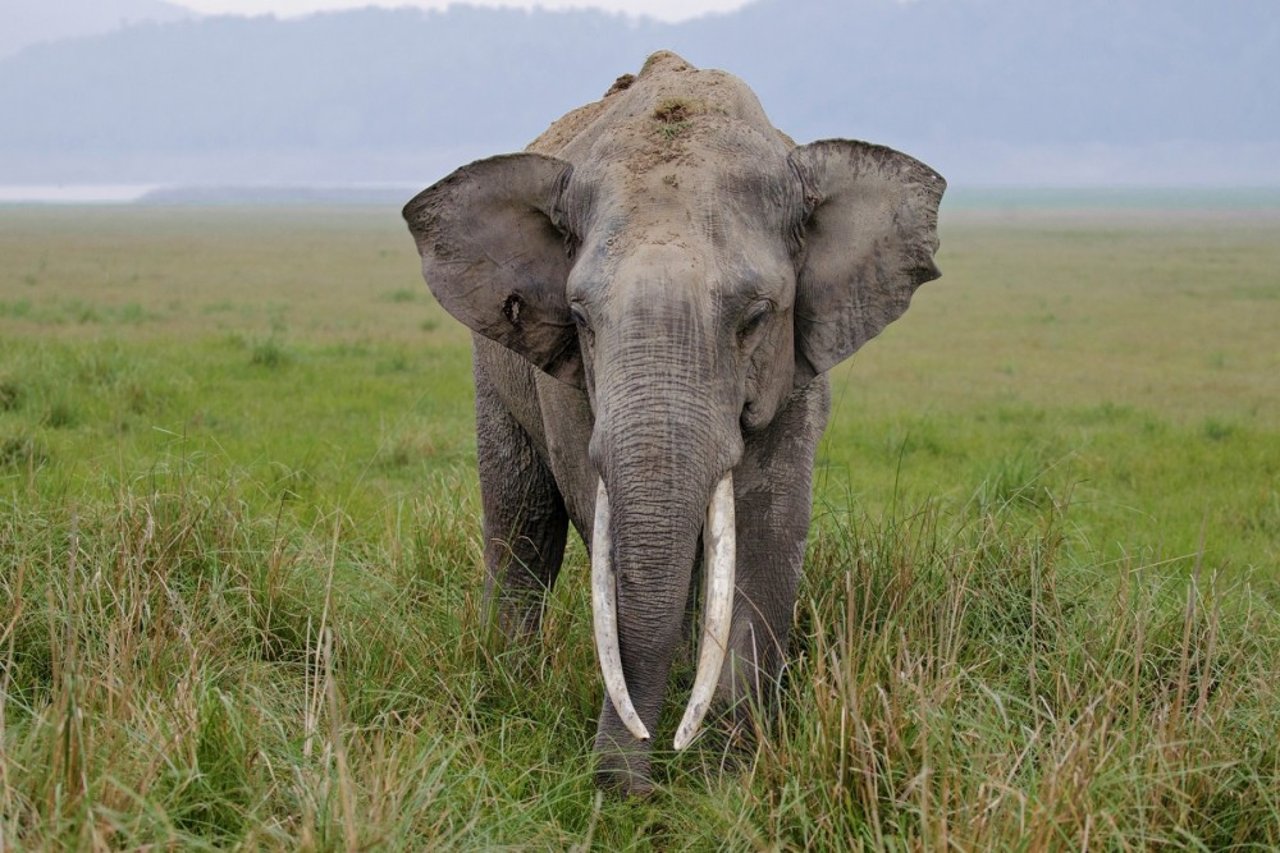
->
[404,51,944,794]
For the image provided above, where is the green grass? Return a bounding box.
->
[1,205,1278,848]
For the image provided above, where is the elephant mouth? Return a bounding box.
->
[590,472,736,749]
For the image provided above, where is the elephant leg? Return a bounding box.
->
[474,371,569,640]
[717,379,831,726]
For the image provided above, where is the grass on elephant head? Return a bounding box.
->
[1,205,1279,848]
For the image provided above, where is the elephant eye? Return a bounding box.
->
[738,300,772,344]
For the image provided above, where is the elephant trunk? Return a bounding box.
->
[587,338,743,758]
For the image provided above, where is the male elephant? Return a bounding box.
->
[404,51,944,794]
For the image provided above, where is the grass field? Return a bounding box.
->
[1,204,1278,848]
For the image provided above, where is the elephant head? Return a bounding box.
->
[404,68,943,779]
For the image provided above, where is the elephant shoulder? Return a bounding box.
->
[474,335,545,433]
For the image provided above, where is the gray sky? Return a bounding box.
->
[178,0,751,22]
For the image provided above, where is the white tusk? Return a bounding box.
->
[673,472,735,750]
[590,479,650,741]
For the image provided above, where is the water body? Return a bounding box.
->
[0,184,160,203]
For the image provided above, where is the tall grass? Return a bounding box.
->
[749,496,1280,848]
[2,458,1276,848]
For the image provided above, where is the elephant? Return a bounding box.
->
[403,50,944,794]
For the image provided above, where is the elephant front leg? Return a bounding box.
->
[716,379,830,732]
[474,374,569,640]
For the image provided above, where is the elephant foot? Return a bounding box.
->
[596,769,655,798]
[594,728,655,796]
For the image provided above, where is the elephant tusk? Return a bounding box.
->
[590,479,650,742]
[673,471,735,751]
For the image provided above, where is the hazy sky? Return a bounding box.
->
[178,0,751,22]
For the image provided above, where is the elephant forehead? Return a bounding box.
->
[574,141,800,248]
[565,143,801,308]
[604,119,789,193]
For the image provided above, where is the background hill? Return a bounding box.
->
[2,0,1277,187]
[2,0,194,58]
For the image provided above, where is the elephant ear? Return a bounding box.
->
[788,140,945,386]
[403,153,582,387]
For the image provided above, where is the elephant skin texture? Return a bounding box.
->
[404,50,945,795]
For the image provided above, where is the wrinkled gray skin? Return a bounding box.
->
[404,51,944,794]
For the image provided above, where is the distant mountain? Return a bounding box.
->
[2,0,195,58]
[1,0,1276,187]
